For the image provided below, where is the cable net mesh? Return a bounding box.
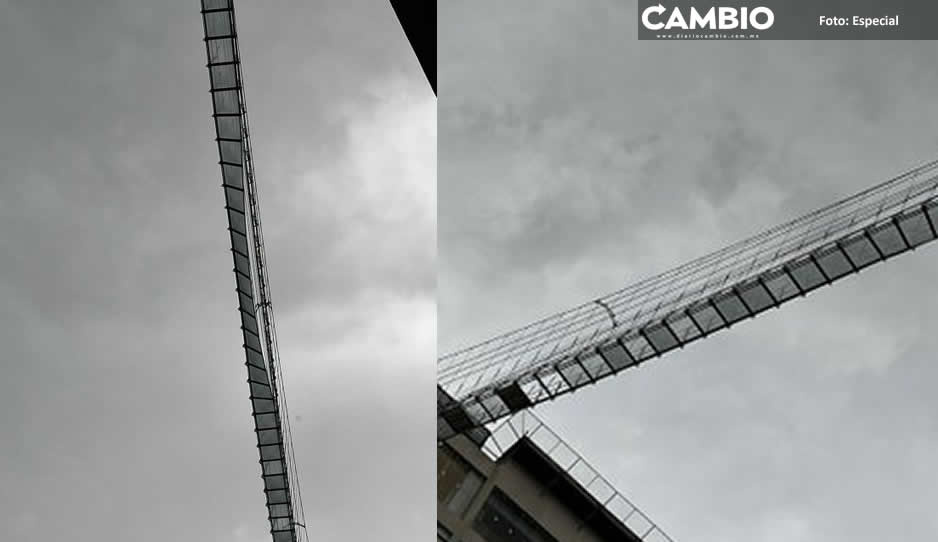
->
[438,159,938,438]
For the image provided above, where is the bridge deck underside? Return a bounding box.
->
[201,2,297,540]
[438,161,938,440]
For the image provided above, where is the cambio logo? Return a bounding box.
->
[642,3,774,31]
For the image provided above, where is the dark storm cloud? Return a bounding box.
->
[1,1,434,541]
[440,0,938,540]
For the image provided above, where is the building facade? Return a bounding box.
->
[437,412,671,542]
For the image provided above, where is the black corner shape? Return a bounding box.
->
[389,0,436,95]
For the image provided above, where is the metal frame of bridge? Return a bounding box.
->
[200,2,307,541]
[439,159,938,440]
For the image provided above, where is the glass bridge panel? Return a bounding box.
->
[262,459,284,475]
[493,381,533,413]
[225,186,245,212]
[580,352,613,379]
[897,208,934,247]
[537,368,569,396]
[597,341,634,371]
[210,64,237,89]
[869,221,907,257]
[605,496,637,526]
[625,512,655,539]
[528,426,560,454]
[841,232,880,268]
[762,269,799,302]
[202,0,230,10]
[814,245,853,280]
[737,280,774,314]
[251,382,272,400]
[588,477,615,504]
[687,302,724,334]
[246,332,263,353]
[787,258,826,292]
[238,291,253,313]
[270,504,290,518]
[926,201,938,231]
[665,311,702,342]
[645,530,674,542]
[228,205,247,232]
[260,445,282,461]
[622,333,655,361]
[248,366,269,386]
[233,251,250,275]
[220,140,242,164]
[253,398,274,414]
[241,313,258,338]
[216,117,241,140]
[264,474,288,495]
[557,359,591,388]
[643,323,679,353]
[464,398,495,427]
[213,90,240,115]
[265,474,287,491]
[246,349,264,370]
[208,38,235,63]
[549,441,578,470]
[480,394,509,420]
[231,230,249,255]
[258,428,280,445]
[204,11,233,37]
[569,459,597,488]
[222,164,242,188]
[256,416,278,436]
[713,291,749,324]
[266,490,288,505]
[520,378,550,403]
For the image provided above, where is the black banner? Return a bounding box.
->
[637,0,937,40]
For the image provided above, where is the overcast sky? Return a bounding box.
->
[0,1,434,540]
[440,1,938,541]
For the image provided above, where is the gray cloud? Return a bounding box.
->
[1,1,434,540]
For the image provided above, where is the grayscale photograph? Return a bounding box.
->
[4,0,938,541]
[0,1,434,541]
[437,2,938,541]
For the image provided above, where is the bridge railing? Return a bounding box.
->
[483,410,675,542]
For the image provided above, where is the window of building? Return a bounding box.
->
[438,443,484,516]
[472,488,558,542]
